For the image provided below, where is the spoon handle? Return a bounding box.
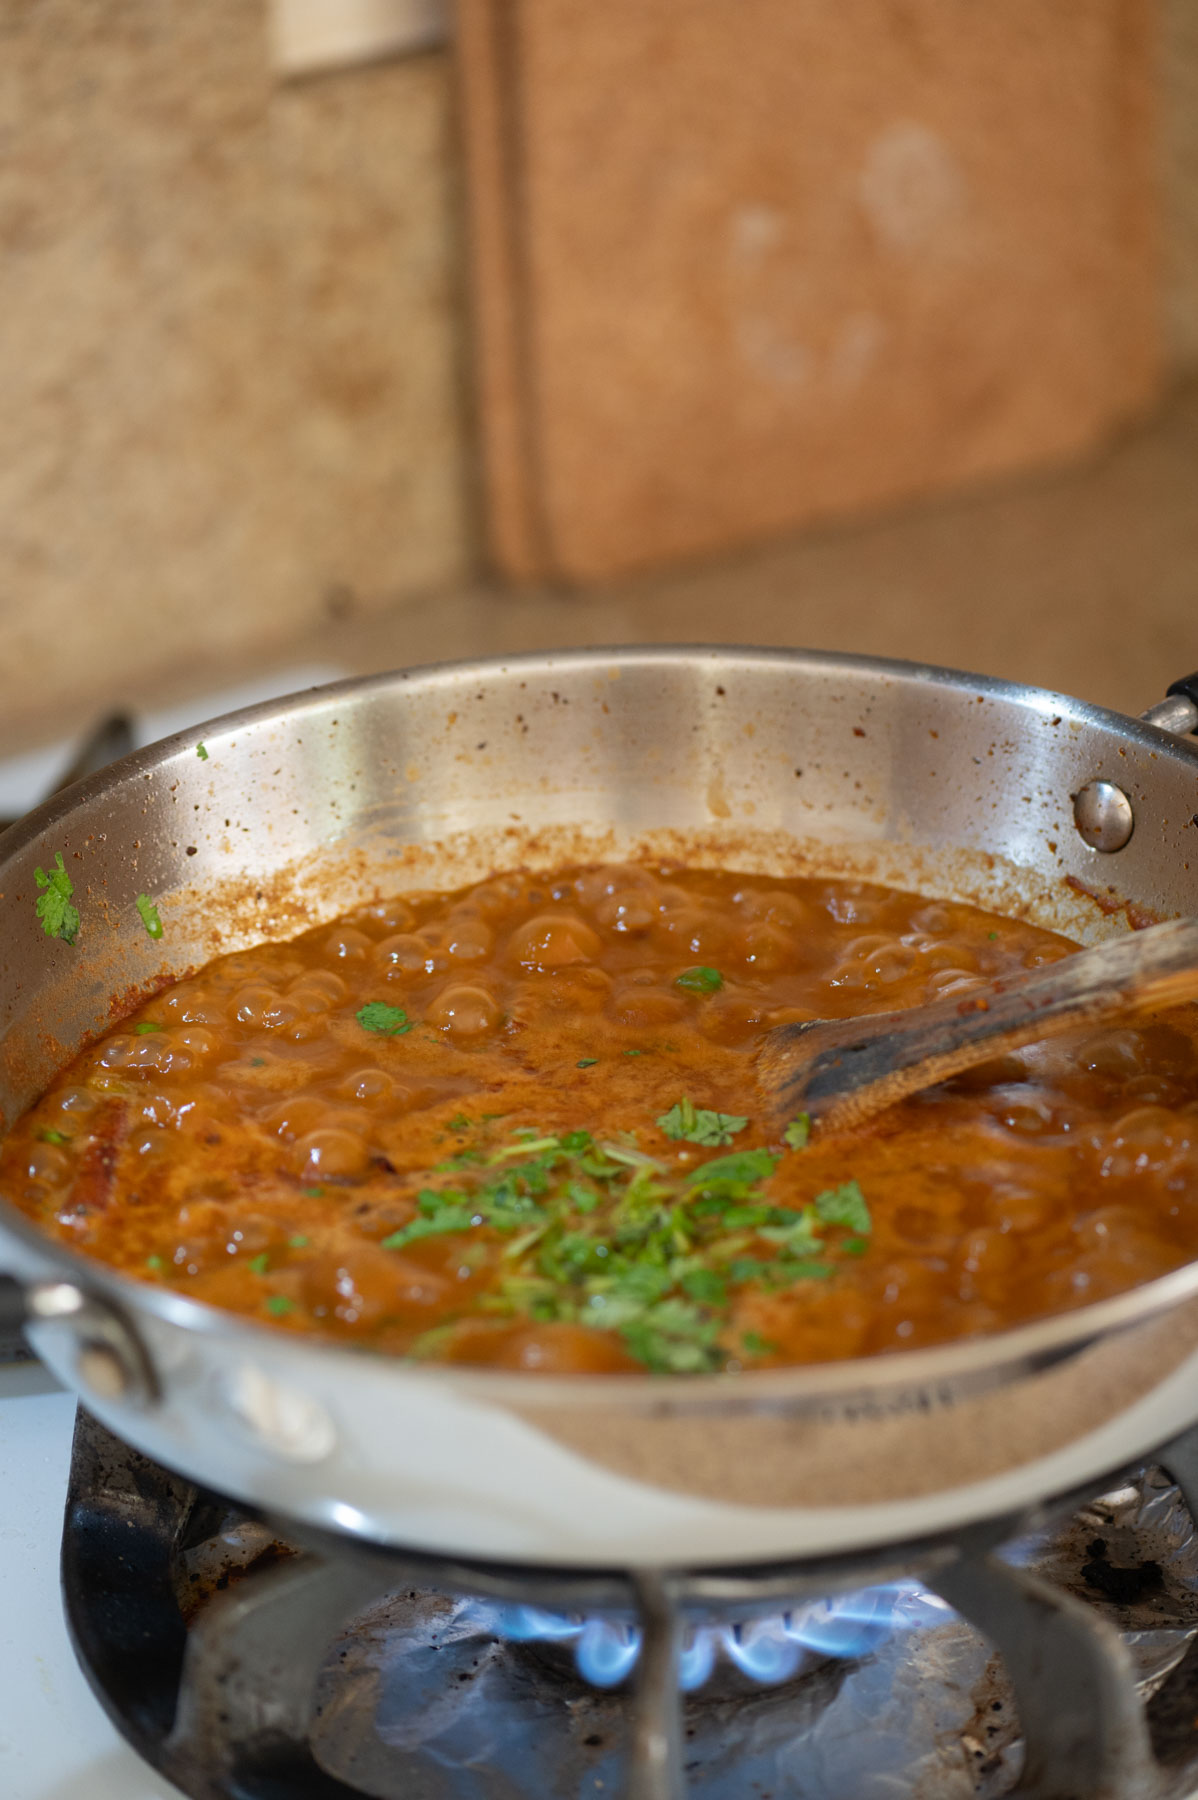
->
[760,916,1198,1133]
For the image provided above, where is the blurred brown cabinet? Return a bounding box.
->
[458,0,1160,583]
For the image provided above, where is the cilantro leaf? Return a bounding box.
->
[740,1331,777,1358]
[814,1180,871,1236]
[679,1267,728,1307]
[675,966,723,994]
[196,742,209,761]
[247,1252,270,1275]
[657,1096,748,1147]
[133,1021,163,1034]
[38,1127,69,1145]
[34,852,79,945]
[136,894,163,940]
[381,1200,474,1251]
[620,1299,724,1373]
[356,1001,413,1036]
[265,1295,295,1316]
[772,1258,834,1284]
[784,1113,811,1150]
[577,1057,599,1068]
[684,1148,779,1188]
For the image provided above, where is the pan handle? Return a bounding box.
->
[1141,675,1198,736]
[0,1273,158,1407]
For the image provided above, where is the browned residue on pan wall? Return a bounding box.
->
[513,1302,1198,1508]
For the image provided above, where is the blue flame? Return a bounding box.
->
[577,1618,641,1686]
[461,1576,956,1691]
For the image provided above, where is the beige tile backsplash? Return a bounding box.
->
[0,1,469,745]
[0,1,1195,748]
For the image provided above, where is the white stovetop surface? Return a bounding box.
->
[0,1362,186,1800]
[0,664,344,1800]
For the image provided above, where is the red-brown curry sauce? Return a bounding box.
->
[5,862,1198,1373]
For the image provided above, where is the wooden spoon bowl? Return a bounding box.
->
[758,916,1198,1134]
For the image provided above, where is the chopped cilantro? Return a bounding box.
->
[675,966,723,994]
[146,1254,164,1273]
[247,1252,270,1275]
[250,1057,266,1067]
[289,1233,310,1247]
[196,742,209,761]
[843,1236,869,1256]
[38,1127,69,1146]
[680,1267,728,1307]
[356,1001,413,1036]
[448,1114,471,1132]
[373,1120,870,1375]
[784,1113,811,1150]
[621,1300,723,1373]
[135,894,163,940]
[684,1148,779,1188]
[265,1295,295,1316]
[577,1057,599,1068]
[623,1048,643,1057]
[302,1187,323,1198]
[740,1331,777,1358]
[382,1198,475,1251]
[988,930,998,940]
[814,1180,871,1236]
[34,852,79,945]
[774,1258,834,1282]
[657,1096,748,1147]
[133,1021,163,1034]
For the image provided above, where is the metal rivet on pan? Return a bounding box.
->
[1073,780,1134,852]
[75,1340,135,1403]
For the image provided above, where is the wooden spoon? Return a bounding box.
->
[758,916,1198,1134]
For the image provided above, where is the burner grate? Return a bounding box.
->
[60,1407,1198,1800]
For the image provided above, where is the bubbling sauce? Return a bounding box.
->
[5,863,1198,1374]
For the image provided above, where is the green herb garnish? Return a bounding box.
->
[247,1252,270,1275]
[133,1021,163,1034]
[146,1254,164,1273]
[302,1187,324,1198]
[265,1294,295,1316]
[740,1331,777,1358]
[675,966,723,994]
[289,1233,310,1247]
[657,1096,748,1147]
[685,1148,779,1188]
[577,1058,599,1068]
[356,1001,413,1036]
[34,852,79,945]
[135,894,163,940]
[784,1113,811,1150]
[38,1127,69,1145]
[196,742,209,761]
[380,1124,867,1375]
[814,1180,871,1236]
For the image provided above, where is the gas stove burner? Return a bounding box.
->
[59,1408,1198,1799]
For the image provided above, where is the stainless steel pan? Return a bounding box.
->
[2,647,1198,1569]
